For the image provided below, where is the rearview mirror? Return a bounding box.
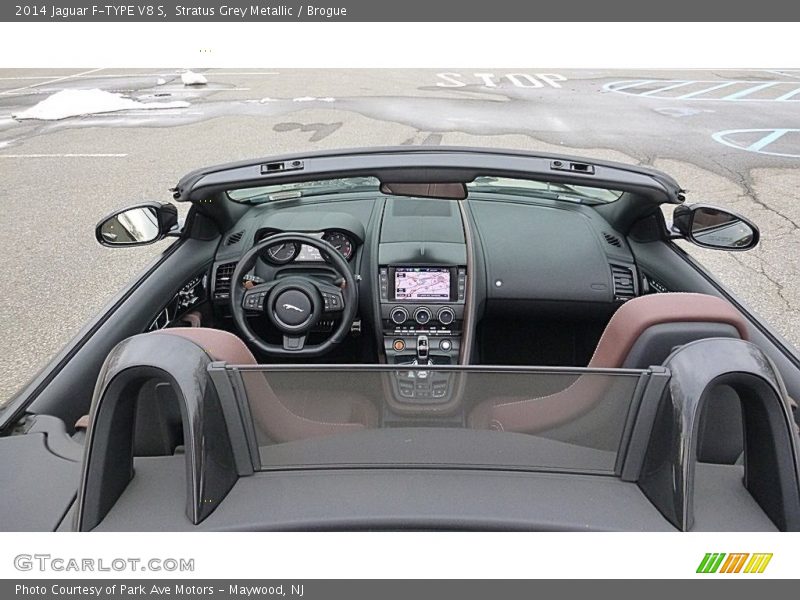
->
[95,202,178,247]
[672,204,759,251]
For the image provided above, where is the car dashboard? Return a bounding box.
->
[203,192,642,366]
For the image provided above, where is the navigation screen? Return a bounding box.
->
[394,267,451,300]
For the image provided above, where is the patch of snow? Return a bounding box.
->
[180,70,207,86]
[156,77,167,85]
[259,97,276,103]
[12,89,190,121]
[292,96,336,103]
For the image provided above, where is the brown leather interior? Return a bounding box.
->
[160,328,377,443]
[162,327,259,364]
[470,293,750,433]
[584,292,748,369]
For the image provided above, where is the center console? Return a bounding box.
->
[379,265,467,366]
[375,198,471,409]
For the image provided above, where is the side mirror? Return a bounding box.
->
[95,202,178,247]
[671,204,759,251]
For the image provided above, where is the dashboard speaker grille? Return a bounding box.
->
[225,231,244,246]
[603,232,622,247]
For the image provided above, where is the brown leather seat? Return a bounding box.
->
[160,328,378,443]
[470,293,750,434]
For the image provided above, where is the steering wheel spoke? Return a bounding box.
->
[315,281,346,313]
[242,282,277,313]
[283,334,307,351]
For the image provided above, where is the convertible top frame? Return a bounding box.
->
[171,146,686,206]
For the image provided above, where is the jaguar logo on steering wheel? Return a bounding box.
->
[282,303,305,313]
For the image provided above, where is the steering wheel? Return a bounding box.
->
[230,233,358,357]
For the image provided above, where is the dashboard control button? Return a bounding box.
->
[393,339,406,352]
[440,339,453,351]
[390,306,409,325]
[414,307,432,325]
[437,307,455,325]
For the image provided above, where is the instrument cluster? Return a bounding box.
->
[256,229,356,265]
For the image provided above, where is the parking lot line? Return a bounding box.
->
[776,88,800,101]
[0,72,173,81]
[746,129,790,152]
[639,81,695,97]
[721,81,780,100]
[606,80,657,92]
[607,79,800,102]
[0,68,105,96]
[0,71,278,80]
[765,69,800,80]
[674,81,737,99]
[206,72,280,75]
[0,75,63,81]
[0,153,128,158]
[712,128,800,158]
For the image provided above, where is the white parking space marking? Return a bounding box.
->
[605,80,657,92]
[675,81,737,99]
[712,128,800,158]
[721,81,780,100]
[775,88,800,101]
[0,153,128,158]
[0,71,278,81]
[0,68,105,96]
[436,72,567,89]
[764,69,800,80]
[0,75,65,81]
[638,81,695,96]
[746,129,790,153]
[206,72,280,76]
[605,79,800,101]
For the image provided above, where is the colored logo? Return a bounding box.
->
[697,553,772,574]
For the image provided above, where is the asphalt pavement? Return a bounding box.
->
[1,68,799,403]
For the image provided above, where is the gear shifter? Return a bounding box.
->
[416,335,430,364]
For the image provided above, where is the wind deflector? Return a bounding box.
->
[632,338,800,531]
[74,333,251,531]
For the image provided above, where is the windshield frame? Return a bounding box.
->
[225,175,625,206]
[226,176,383,204]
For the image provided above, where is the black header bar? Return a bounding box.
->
[4,0,800,22]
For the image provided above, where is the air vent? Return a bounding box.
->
[603,232,622,248]
[611,264,636,301]
[213,262,237,300]
[225,231,244,246]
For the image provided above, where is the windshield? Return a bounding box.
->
[467,176,624,203]
[227,177,381,203]
[226,176,623,205]
[231,366,643,474]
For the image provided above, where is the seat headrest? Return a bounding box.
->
[158,327,257,365]
[589,293,749,369]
